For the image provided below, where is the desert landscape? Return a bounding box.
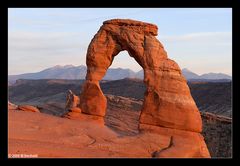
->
[7,4,235,159]
[8,78,232,158]
[8,18,232,158]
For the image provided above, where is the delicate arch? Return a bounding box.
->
[79,19,202,133]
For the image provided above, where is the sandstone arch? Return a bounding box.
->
[79,19,202,133]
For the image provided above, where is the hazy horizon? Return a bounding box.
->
[8,64,232,77]
[8,8,232,76]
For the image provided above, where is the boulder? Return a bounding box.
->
[65,90,80,110]
[18,105,40,113]
[8,101,18,110]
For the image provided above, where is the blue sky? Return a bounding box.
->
[8,8,232,75]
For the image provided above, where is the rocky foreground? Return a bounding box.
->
[8,93,231,158]
[105,95,232,158]
[8,100,210,158]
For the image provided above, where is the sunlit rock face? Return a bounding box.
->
[79,19,202,133]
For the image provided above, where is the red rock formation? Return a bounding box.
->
[80,81,106,116]
[65,90,80,109]
[8,110,209,158]
[8,101,18,110]
[8,101,40,113]
[18,105,40,113]
[79,19,202,133]
[140,124,210,158]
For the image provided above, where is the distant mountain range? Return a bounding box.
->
[8,65,232,84]
[181,68,232,80]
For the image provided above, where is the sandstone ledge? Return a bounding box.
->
[9,110,210,158]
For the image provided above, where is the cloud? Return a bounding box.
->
[157,31,232,76]
[158,31,232,56]
[159,32,231,44]
[8,30,90,74]
[8,8,149,29]
[8,31,89,52]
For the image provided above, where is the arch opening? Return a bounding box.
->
[79,19,203,133]
[101,50,146,135]
[107,50,142,74]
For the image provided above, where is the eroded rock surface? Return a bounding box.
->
[8,110,210,158]
[18,105,40,113]
[65,90,80,110]
[79,19,202,133]
[8,101,18,110]
[8,102,40,113]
